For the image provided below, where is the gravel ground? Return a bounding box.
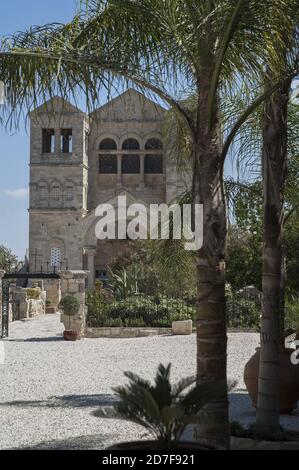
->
[0,314,298,449]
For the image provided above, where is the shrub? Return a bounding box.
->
[87,294,195,328]
[59,295,80,316]
[86,283,113,327]
[285,295,299,332]
[86,286,261,330]
[26,288,40,300]
[226,295,261,329]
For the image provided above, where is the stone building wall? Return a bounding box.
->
[28,89,191,284]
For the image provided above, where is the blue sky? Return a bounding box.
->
[0,1,78,258]
[1,1,280,259]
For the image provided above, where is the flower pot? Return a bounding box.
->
[107,440,219,451]
[46,306,56,314]
[63,330,80,341]
[244,347,299,414]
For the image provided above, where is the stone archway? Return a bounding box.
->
[82,191,149,288]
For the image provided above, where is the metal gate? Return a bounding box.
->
[1,271,60,339]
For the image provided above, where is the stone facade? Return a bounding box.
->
[29,89,191,286]
[60,270,88,337]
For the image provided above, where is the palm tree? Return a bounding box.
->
[256,23,297,430]
[0,0,298,447]
[96,363,227,449]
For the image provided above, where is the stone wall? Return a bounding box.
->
[28,90,191,279]
[9,285,46,319]
[85,327,172,338]
[60,271,88,337]
[43,278,61,313]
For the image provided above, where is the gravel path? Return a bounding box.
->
[0,314,298,449]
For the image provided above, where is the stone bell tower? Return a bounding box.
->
[28,97,89,271]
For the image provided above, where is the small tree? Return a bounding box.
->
[59,295,80,330]
[0,245,18,271]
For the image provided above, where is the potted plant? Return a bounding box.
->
[95,363,225,450]
[59,294,81,341]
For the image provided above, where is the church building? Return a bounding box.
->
[29,89,189,287]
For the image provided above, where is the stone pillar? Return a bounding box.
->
[0,270,6,333]
[117,154,122,188]
[59,270,88,338]
[43,278,61,314]
[140,154,145,189]
[84,247,96,288]
[55,129,61,153]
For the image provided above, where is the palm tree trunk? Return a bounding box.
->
[193,69,230,449]
[279,254,286,345]
[256,76,291,430]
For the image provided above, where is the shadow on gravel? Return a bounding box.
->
[229,391,256,422]
[7,336,63,343]
[0,393,118,409]
[15,434,109,450]
[229,391,299,428]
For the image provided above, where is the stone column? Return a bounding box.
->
[59,270,89,338]
[117,154,122,188]
[84,247,96,288]
[140,154,145,189]
[0,270,6,334]
[55,129,61,153]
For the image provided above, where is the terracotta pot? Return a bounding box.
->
[63,330,79,341]
[107,440,218,450]
[244,347,299,414]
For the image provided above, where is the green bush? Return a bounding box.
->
[108,295,195,327]
[285,295,299,332]
[86,293,195,328]
[86,283,113,327]
[26,288,40,300]
[226,295,261,329]
[59,295,80,316]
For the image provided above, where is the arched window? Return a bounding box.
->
[50,247,61,268]
[99,155,117,174]
[65,184,74,201]
[99,138,117,150]
[145,138,163,174]
[99,138,117,174]
[122,138,140,174]
[38,183,48,201]
[145,138,163,150]
[51,183,61,202]
[122,138,140,151]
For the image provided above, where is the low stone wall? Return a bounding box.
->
[10,285,46,320]
[231,437,299,450]
[27,299,45,318]
[85,327,172,338]
[172,320,193,335]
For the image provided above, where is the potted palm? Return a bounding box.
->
[59,294,81,341]
[96,363,225,450]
